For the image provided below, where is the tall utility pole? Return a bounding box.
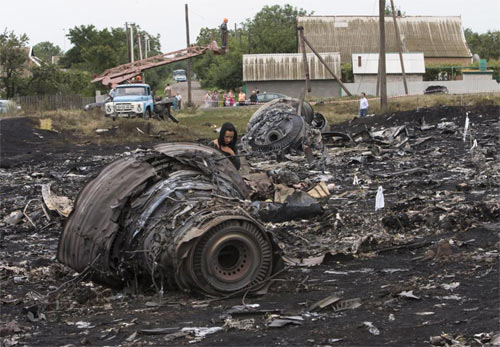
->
[185,4,192,107]
[390,0,408,94]
[376,54,381,96]
[297,27,310,117]
[138,33,143,60]
[379,0,388,112]
[130,24,135,63]
[125,23,131,63]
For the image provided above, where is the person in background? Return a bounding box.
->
[164,83,172,98]
[208,122,240,170]
[172,92,178,109]
[220,18,229,50]
[204,91,212,108]
[238,89,246,106]
[212,90,219,107]
[228,90,234,107]
[176,92,182,110]
[359,92,369,117]
[249,88,257,104]
[222,91,228,107]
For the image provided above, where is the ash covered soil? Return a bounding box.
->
[1,104,499,346]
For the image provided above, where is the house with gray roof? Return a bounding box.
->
[297,16,472,66]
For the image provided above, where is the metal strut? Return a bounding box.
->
[92,41,223,87]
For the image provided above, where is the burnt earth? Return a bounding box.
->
[0,105,499,346]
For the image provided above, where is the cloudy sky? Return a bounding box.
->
[4,0,499,53]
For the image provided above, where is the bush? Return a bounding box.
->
[341,63,353,82]
[423,65,457,81]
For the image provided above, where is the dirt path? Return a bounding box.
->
[170,80,206,107]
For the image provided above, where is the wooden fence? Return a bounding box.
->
[13,95,95,112]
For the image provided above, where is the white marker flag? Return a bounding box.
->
[375,186,385,211]
[463,115,469,142]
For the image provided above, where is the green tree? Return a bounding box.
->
[384,4,405,16]
[246,5,310,54]
[58,25,166,94]
[204,43,244,91]
[33,41,62,64]
[27,63,61,94]
[24,63,94,96]
[0,29,29,98]
[58,69,94,95]
[465,29,500,60]
[60,25,163,73]
[59,25,127,72]
[82,45,119,72]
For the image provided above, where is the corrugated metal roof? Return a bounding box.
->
[352,53,425,74]
[297,16,472,63]
[243,53,341,81]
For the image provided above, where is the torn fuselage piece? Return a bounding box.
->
[57,143,280,296]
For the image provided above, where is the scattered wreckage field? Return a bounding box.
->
[0,103,499,346]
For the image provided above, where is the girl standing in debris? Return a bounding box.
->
[209,122,240,170]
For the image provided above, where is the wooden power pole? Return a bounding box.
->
[379,0,388,112]
[129,24,135,63]
[137,33,143,60]
[297,26,310,117]
[185,4,192,107]
[125,23,131,63]
[390,0,408,94]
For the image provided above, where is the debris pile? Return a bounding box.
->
[0,104,498,346]
[247,105,500,265]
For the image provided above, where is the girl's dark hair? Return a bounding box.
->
[218,122,238,152]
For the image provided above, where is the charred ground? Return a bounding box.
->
[0,104,499,346]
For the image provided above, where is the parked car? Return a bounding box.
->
[84,96,112,111]
[424,85,449,94]
[0,100,21,114]
[256,92,288,103]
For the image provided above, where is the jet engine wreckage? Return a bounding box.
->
[57,143,281,296]
[242,98,327,155]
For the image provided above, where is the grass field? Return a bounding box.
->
[3,93,498,144]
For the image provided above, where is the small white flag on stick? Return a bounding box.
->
[375,186,384,211]
[463,114,469,142]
